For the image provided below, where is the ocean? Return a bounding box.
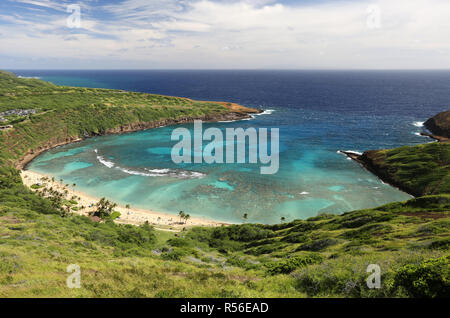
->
[14,70,450,224]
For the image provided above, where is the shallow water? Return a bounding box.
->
[20,70,450,224]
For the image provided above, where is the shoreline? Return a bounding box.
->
[21,169,231,229]
[16,105,263,229]
[339,150,417,197]
[419,132,450,143]
[339,125,449,198]
[15,109,262,171]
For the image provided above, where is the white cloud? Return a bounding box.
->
[1,0,450,69]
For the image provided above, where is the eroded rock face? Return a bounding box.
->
[425,110,450,138]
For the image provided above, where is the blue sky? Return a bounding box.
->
[1,0,449,69]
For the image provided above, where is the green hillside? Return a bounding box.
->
[0,70,256,168]
[0,71,448,298]
[359,142,450,197]
[1,193,448,297]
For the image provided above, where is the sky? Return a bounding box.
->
[0,0,449,69]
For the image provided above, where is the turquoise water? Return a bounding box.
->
[28,122,412,224]
[20,70,450,224]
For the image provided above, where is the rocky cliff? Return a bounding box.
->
[340,111,450,197]
[424,110,450,139]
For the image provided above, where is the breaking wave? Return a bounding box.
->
[94,149,205,179]
[252,109,275,118]
[337,150,363,156]
[218,109,274,123]
[94,149,115,168]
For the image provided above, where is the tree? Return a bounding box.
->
[178,211,185,224]
[60,205,71,218]
[91,197,117,219]
[281,217,286,223]
[184,214,190,224]
[243,213,248,221]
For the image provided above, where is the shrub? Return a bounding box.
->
[427,238,450,250]
[167,237,192,248]
[297,238,339,252]
[393,256,450,298]
[266,254,323,275]
[335,211,395,229]
[212,224,273,242]
[161,249,185,261]
[109,211,121,220]
[226,256,258,270]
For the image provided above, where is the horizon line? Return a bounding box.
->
[5,68,450,72]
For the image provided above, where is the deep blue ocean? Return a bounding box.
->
[13,70,450,224]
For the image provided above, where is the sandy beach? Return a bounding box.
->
[21,169,229,230]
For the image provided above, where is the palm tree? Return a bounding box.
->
[243,213,248,221]
[184,214,190,224]
[92,197,117,219]
[178,211,185,224]
[281,217,286,223]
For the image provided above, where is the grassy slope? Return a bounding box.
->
[1,208,301,298]
[0,71,249,167]
[360,142,450,197]
[0,71,448,298]
[1,195,448,297]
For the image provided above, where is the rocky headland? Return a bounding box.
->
[340,110,450,197]
[423,110,450,141]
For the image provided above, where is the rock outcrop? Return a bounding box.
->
[424,110,450,139]
[340,111,450,197]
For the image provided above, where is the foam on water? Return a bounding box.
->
[23,69,449,224]
[95,149,115,168]
[95,149,205,179]
[254,109,275,116]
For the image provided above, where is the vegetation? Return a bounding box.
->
[360,142,450,196]
[0,70,249,168]
[0,71,448,297]
[1,194,449,297]
[91,198,118,220]
[393,255,449,298]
